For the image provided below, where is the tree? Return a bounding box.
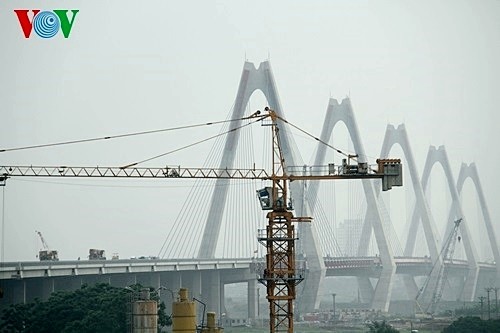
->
[443,316,500,333]
[0,283,171,333]
[366,320,400,333]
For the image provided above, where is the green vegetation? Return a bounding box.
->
[0,283,170,333]
[442,316,500,333]
[454,303,498,317]
[366,320,399,333]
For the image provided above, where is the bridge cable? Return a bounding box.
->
[157,108,265,258]
[157,108,234,258]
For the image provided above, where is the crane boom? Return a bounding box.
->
[0,164,396,182]
[35,230,50,250]
[416,218,463,315]
[428,218,462,313]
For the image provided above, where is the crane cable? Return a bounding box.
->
[276,115,382,172]
[276,115,353,160]
[0,115,258,153]
[120,112,266,168]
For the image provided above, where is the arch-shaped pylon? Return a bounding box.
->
[454,163,500,288]
[197,60,305,258]
[196,61,325,314]
[410,146,479,301]
[309,97,395,311]
[379,124,441,300]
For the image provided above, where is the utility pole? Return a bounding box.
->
[494,287,499,319]
[479,296,486,320]
[257,288,260,319]
[486,288,492,320]
[331,293,336,319]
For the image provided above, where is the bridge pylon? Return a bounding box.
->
[379,124,441,301]
[454,163,500,290]
[197,61,303,259]
[196,61,322,315]
[309,98,396,311]
[416,146,479,302]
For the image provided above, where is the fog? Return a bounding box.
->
[1,1,499,262]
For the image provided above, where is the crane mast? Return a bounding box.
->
[255,107,402,333]
[257,108,309,333]
[0,107,403,333]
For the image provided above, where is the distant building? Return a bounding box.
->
[337,219,363,256]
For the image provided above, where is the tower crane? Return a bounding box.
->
[416,218,463,315]
[0,107,402,333]
[35,230,59,261]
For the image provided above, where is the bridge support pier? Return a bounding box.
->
[372,266,396,310]
[183,271,202,300]
[296,222,326,314]
[164,272,182,315]
[170,272,182,292]
[248,278,258,322]
[463,266,479,301]
[202,270,221,315]
[149,272,161,290]
[41,277,55,300]
[357,277,374,303]
[12,280,26,304]
[402,275,418,300]
[441,275,462,301]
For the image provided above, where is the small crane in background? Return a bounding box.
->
[35,230,59,261]
[416,218,463,315]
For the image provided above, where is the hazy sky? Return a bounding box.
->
[1,1,499,261]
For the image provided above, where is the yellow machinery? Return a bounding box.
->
[172,288,197,333]
[172,288,223,333]
[201,312,223,333]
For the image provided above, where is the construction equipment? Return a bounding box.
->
[88,248,106,260]
[416,218,463,315]
[1,108,402,333]
[35,230,59,261]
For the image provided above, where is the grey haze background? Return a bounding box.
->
[0,1,499,261]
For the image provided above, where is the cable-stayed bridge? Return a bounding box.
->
[0,61,498,319]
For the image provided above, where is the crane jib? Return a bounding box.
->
[0,163,398,185]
